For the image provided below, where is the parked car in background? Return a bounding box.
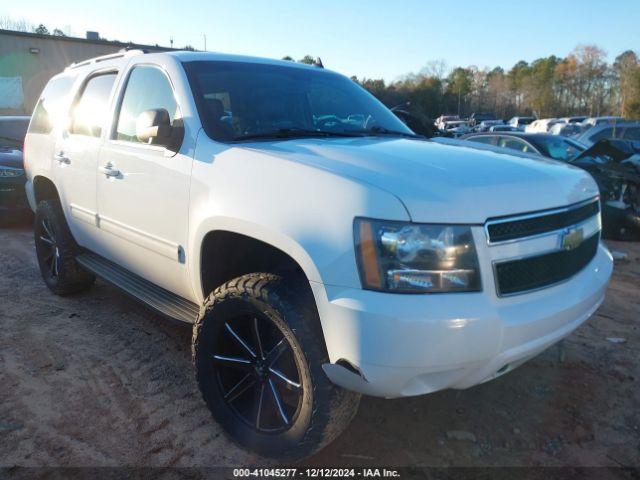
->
[549,122,582,137]
[441,120,472,137]
[0,115,31,226]
[576,121,640,148]
[525,118,562,133]
[560,116,587,124]
[507,116,535,129]
[489,125,520,132]
[468,112,496,127]
[461,132,584,161]
[461,131,640,238]
[474,119,504,132]
[580,116,625,129]
[434,114,460,130]
[570,139,640,238]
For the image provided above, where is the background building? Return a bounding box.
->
[0,29,172,115]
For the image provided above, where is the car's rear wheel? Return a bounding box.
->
[193,273,360,460]
[34,199,95,295]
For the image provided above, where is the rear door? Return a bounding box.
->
[54,71,118,247]
[95,64,193,299]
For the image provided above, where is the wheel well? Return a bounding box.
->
[200,231,309,297]
[33,176,59,204]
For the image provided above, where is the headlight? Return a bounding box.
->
[354,218,481,293]
[0,167,24,178]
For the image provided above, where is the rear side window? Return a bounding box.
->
[28,75,76,135]
[70,72,118,137]
[623,127,640,140]
[589,127,614,142]
[498,137,532,153]
[467,136,496,146]
[115,66,178,143]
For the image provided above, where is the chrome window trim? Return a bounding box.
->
[484,196,600,246]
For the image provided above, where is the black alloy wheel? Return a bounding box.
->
[36,216,61,280]
[193,273,361,460]
[33,199,95,295]
[213,313,303,433]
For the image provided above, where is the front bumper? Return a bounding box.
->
[315,243,612,398]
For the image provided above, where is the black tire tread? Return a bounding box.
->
[34,199,95,295]
[192,272,360,460]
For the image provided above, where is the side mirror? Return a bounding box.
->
[136,109,183,150]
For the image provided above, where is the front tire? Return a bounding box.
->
[192,273,360,460]
[34,199,95,295]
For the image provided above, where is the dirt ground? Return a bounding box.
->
[1,223,639,469]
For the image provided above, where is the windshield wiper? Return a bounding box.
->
[351,126,425,139]
[233,128,365,142]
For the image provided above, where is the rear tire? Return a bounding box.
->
[34,199,95,295]
[192,273,360,460]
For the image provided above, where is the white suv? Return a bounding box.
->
[23,49,613,460]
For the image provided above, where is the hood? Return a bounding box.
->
[244,137,599,223]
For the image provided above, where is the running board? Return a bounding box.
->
[76,252,200,324]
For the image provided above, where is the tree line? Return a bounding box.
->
[3,16,638,123]
[346,45,640,123]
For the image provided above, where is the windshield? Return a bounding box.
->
[535,136,585,161]
[183,61,414,141]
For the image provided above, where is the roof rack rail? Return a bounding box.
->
[66,48,147,71]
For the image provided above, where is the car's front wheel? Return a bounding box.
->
[192,273,360,460]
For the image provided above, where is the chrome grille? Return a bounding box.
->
[486,199,600,244]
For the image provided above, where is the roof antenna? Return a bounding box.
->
[314,57,324,68]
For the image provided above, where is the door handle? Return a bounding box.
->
[98,163,121,178]
[55,152,70,165]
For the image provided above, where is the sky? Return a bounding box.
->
[3,0,640,82]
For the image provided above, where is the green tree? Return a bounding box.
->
[507,61,530,111]
[614,50,640,117]
[298,55,316,65]
[446,67,472,115]
[625,68,640,118]
[525,56,559,117]
[33,24,49,35]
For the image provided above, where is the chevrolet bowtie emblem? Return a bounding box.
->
[561,227,584,251]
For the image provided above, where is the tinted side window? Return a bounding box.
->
[70,73,117,137]
[467,136,496,146]
[115,66,178,143]
[28,75,76,135]
[623,127,640,140]
[590,127,614,142]
[498,137,531,153]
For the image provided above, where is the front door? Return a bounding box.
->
[95,65,193,299]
